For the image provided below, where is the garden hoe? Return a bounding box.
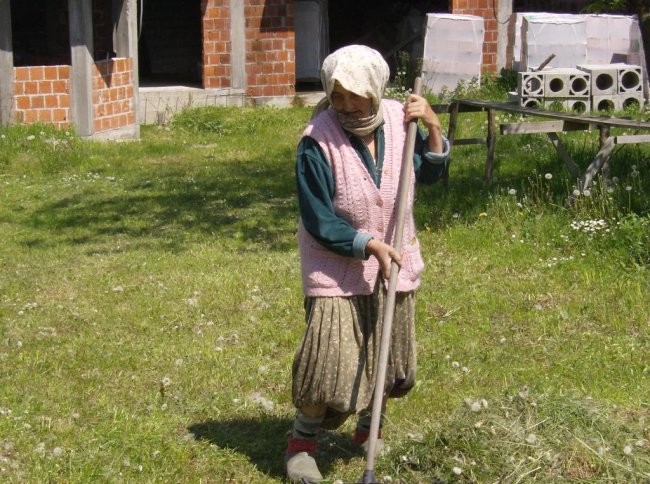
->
[360,77,423,484]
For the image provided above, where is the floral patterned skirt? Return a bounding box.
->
[291,281,417,421]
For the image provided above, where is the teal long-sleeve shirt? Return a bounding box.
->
[296,124,450,259]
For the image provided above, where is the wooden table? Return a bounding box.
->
[436,99,650,192]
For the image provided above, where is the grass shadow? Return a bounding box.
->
[188,417,362,480]
[23,149,299,254]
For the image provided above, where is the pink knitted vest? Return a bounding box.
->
[298,99,424,296]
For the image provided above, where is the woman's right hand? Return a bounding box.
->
[366,239,402,279]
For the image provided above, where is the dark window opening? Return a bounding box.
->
[295,0,449,92]
[137,0,202,87]
[11,0,71,66]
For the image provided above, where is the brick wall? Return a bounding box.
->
[93,58,136,133]
[245,0,295,97]
[451,0,498,73]
[202,0,295,98]
[202,0,232,89]
[13,65,70,127]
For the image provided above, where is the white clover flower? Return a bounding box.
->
[573,189,580,197]
[544,173,552,180]
[625,185,632,191]
[508,188,517,195]
[452,467,462,475]
[624,445,633,455]
[160,376,171,387]
[583,189,591,197]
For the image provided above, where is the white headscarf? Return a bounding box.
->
[313,45,390,136]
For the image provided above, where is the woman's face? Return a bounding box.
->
[329,82,372,118]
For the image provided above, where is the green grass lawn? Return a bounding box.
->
[0,104,648,483]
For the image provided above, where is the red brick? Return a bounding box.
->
[15,68,29,82]
[37,110,53,123]
[15,96,30,110]
[31,96,45,109]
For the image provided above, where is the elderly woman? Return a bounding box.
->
[286,44,450,482]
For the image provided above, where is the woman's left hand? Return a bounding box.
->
[404,94,444,154]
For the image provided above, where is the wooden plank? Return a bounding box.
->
[453,99,650,130]
[615,134,650,144]
[485,108,497,181]
[500,120,590,135]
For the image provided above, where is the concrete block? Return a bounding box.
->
[517,72,544,97]
[543,98,568,110]
[591,94,619,111]
[565,97,590,113]
[543,72,570,97]
[577,64,619,95]
[519,97,542,109]
[617,64,643,93]
[619,92,644,110]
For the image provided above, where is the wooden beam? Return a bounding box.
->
[615,134,650,144]
[500,120,590,135]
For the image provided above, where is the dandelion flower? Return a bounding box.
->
[508,188,517,195]
[573,189,580,197]
[625,185,632,191]
[583,189,591,197]
[544,173,552,180]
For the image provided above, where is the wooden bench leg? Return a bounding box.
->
[484,108,496,182]
[599,125,611,181]
[547,132,580,181]
[579,136,616,192]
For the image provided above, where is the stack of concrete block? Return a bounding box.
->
[508,12,648,100]
[512,64,644,112]
[577,63,644,111]
[515,68,591,112]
